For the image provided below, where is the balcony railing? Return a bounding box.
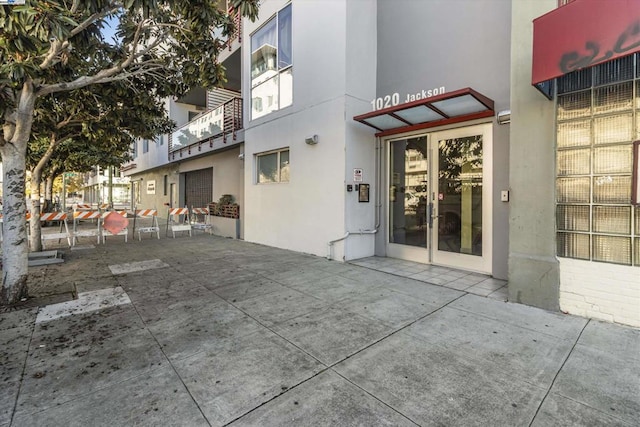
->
[225,6,241,50]
[169,97,242,156]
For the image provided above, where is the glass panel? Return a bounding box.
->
[431,95,487,116]
[389,138,429,248]
[635,238,640,267]
[593,54,634,86]
[558,90,591,120]
[557,232,590,260]
[593,144,633,174]
[636,80,640,110]
[594,114,633,144]
[257,152,278,183]
[438,135,483,256]
[636,208,640,235]
[278,4,292,68]
[556,177,590,203]
[251,18,276,53]
[557,148,590,176]
[279,150,290,182]
[557,205,590,232]
[593,235,631,265]
[395,106,443,123]
[557,68,592,95]
[251,19,277,83]
[593,175,631,203]
[365,114,407,130]
[593,206,631,234]
[252,75,279,120]
[594,82,633,114]
[279,68,293,109]
[557,120,591,148]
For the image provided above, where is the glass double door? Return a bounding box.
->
[387,124,492,273]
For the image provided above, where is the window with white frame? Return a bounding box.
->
[132,141,138,158]
[555,53,639,267]
[250,4,292,120]
[257,148,290,183]
[143,139,149,153]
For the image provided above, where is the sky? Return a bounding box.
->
[101,14,120,44]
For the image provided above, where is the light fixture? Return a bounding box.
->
[305,135,319,145]
[238,153,245,160]
[497,109,511,125]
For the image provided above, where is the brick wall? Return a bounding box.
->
[559,258,640,327]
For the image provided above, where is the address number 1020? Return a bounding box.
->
[371,93,400,111]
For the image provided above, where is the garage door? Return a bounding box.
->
[184,168,213,209]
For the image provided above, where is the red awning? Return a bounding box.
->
[532,0,640,85]
[353,88,494,137]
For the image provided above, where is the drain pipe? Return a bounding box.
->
[327,137,383,260]
[327,229,378,260]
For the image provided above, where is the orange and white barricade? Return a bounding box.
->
[190,207,212,234]
[134,209,160,240]
[101,211,129,243]
[98,203,110,212]
[167,207,191,238]
[40,212,72,248]
[74,203,92,212]
[72,211,102,245]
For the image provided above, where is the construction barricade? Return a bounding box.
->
[190,207,212,234]
[101,211,129,243]
[40,212,72,249]
[134,209,160,241]
[72,210,102,245]
[167,207,191,238]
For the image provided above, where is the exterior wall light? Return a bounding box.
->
[497,110,511,125]
[305,135,319,145]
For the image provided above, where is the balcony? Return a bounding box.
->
[169,96,243,161]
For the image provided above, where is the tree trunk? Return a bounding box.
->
[29,170,43,252]
[1,82,36,305]
[45,175,54,212]
[0,147,30,304]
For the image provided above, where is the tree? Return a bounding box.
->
[0,0,259,305]
[26,80,174,251]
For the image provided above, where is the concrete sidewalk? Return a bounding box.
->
[1,235,638,426]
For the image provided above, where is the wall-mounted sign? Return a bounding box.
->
[371,86,446,111]
[359,184,370,203]
[353,168,363,182]
[146,180,156,195]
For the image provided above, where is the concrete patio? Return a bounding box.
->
[1,234,638,426]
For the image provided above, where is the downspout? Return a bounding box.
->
[327,137,383,260]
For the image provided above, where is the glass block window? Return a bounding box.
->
[556,53,639,266]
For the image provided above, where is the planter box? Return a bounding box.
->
[208,202,240,219]
[210,216,240,239]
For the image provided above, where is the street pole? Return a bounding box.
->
[62,173,66,211]
[108,166,113,208]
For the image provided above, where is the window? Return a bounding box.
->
[157,135,164,145]
[556,53,639,266]
[132,141,138,158]
[251,4,292,120]
[257,148,290,183]
[163,174,168,196]
[143,139,149,153]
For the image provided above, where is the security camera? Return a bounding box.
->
[238,153,245,160]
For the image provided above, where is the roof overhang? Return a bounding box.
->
[353,88,494,137]
[532,0,640,86]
